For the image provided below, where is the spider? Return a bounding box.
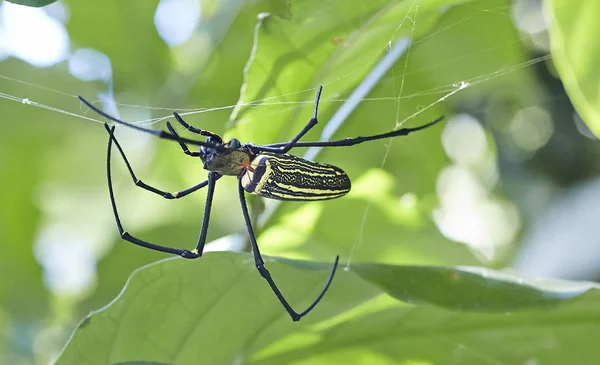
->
[79,87,443,321]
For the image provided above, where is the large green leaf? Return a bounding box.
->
[253,295,600,365]
[57,252,599,365]
[547,0,600,136]
[57,252,380,365]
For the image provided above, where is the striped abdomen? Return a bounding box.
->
[241,153,351,201]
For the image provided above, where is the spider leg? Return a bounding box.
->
[105,124,205,199]
[165,121,200,157]
[237,178,339,321]
[106,125,220,258]
[173,112,223,143]
[252,86,323,154]
[263,116,444,149]
[192,171,219,256]
[80,96,223,150]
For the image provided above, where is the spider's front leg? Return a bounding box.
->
[254,86,323,154]
[165,121,200,157]
[105,124,208,199]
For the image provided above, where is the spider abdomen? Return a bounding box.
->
[241,153,351,201]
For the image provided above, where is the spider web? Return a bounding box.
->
[0,2,552,259]
[0,0,559,362]
[0,0,552,272]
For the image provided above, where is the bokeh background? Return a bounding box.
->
[1,0,599,364]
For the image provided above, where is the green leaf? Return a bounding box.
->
[6,0,57,7]
[253,294,600,365]
[352,264,584,311]
[57,252,380,365]
[547,0,600,136]
[57,252,598,365]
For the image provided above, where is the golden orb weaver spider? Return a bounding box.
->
[79,87,443,321]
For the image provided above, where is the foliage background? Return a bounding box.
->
[1,0,600,364]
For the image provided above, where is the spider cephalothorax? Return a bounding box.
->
[199,139,254,176]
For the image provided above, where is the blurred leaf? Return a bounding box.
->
[0,120,47,319]
[57,252,599,365]
[158,0,292,145]
[64,0,170,95]
[246,0,532,267]
[229,0,459,144]
[161,0,292,136]
[6,0,56,7]
[226,0,464,267]
[0,59,101,319]
[413,1,539,109]
[547,0,600,136]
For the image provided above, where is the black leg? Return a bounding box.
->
[80,96,224,151]
[106,125,220,258]
[262,116,444,149]
[173,112,223,143]
[237,178,339,321]
[252,86,323,154]
[105,124,206,199]
[192,171,218,256]
[165,121,200,157]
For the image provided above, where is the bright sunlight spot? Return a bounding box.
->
[509,106,554,153]
[435,115,520,260]
[0,2,69,67]
[435,167,520,261]
[44,1,70,24]
[34,225,96,295]
[69,48,112,82]
[442,114,489,166]
[350,168,394,200]
[154,0,201,47]
[512,0,546,34]
[260,203,324,254]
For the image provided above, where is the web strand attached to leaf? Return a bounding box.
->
[345,0,420,270]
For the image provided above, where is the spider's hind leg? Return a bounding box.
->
[105,125,220,258]
[236,177,338,321]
